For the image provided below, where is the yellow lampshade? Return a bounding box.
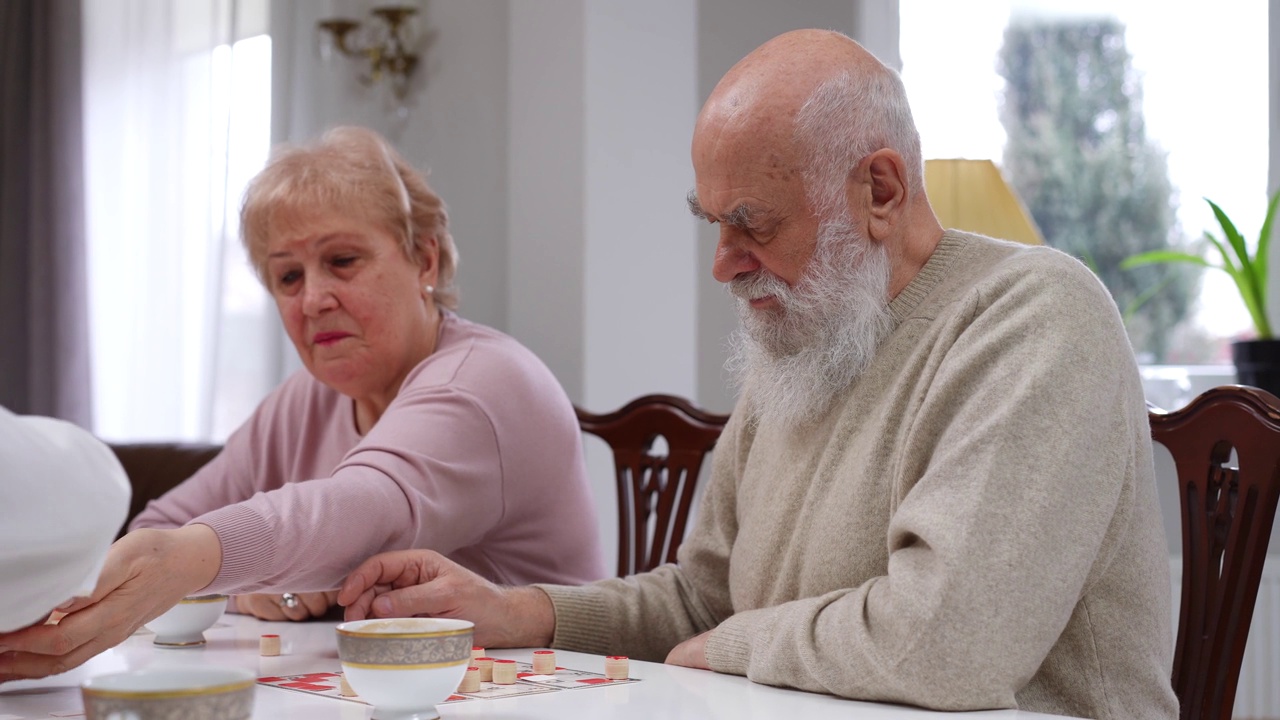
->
[924,159,1044,245]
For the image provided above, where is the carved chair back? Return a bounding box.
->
[576,394,730,578]
[1148,385,1280,720]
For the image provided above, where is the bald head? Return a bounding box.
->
[690,29,940,301]
[697,30,884,142]
[693,30,924,219]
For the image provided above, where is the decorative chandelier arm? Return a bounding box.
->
[317,5,421,100]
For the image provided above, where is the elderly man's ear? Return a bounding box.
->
[847,149,909,242]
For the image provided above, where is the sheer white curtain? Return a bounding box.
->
[82,0,281,441]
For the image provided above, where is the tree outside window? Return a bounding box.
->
[900,1,1269,370]
[997,18,1203,363]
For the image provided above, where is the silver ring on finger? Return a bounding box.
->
[280,593,299,610]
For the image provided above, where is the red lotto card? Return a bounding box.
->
[258,661,639,706]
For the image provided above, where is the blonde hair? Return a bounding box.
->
[240,126,460,309]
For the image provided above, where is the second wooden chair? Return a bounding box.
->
[576,394,730,578]
[1149,385,1280,720]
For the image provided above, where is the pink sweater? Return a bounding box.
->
[131,312,607,593]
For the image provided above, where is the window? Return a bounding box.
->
[900,0,1269,380]
[83,1,273,441]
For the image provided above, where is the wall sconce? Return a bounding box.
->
[317,5,421,100]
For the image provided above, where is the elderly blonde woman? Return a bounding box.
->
[0,127,605,680]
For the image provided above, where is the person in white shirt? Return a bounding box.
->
[0,405,130,633]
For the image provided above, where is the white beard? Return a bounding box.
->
[726,218,893,428]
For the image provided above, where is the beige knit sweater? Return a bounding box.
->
[540,231,1178,719]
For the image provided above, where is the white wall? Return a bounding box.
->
[506,1,586,402]
[582,3,699,412]
[506,1,702,566]
[504,1,700,410]
[271,0,510,335]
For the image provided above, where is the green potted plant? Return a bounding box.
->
[1121,189,1280,394]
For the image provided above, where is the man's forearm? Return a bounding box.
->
[502,586,556,648]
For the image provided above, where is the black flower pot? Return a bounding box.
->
[1232,339,1280,397]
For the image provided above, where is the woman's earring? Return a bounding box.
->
[424,284,435,297]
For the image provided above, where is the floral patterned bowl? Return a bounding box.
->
[336,617,475,720]
[81,666,254,719]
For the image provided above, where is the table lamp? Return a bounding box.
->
[924,158,1044,245]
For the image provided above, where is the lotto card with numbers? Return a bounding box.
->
[257,660,638,707]
[508,661,640,690]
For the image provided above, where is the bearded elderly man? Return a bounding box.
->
[335,29,1178,719]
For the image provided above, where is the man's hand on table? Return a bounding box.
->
[665,630,712,670]
[338,549,555,649]
[233,591,338,622]
[0,525,221,682]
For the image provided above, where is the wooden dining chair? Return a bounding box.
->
[1148,385,1280,720]
[576,394,731,578]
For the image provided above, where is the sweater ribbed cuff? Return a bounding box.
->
[534,583,617,656]
[188,504,275,594]
[704,612,754,676]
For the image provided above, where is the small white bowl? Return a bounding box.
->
[336,618,474,720]
[81,665,255,719]
[145,594,227,647]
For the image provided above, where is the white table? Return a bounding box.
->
[0,614,1080,719]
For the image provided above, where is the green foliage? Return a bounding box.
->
[997,18,1200,361]
[1123,191,1280,340]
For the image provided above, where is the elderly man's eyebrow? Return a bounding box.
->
[686,190,757,228]
[722,204,756,228]
[686,190,709,220]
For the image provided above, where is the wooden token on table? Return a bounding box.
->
[604,655,629,680]
[471,645,485,660]
[338,674,357,697]
[259,634,280,657]
[492,659,517,685]
[532,649,556,674]
[475,657,495,682]
[457,666,481,693]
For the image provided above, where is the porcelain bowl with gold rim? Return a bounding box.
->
[336,617,474,720]
[80,666,255,720]
[145,594,227,647]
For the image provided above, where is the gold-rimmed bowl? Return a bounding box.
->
[81,666,255,719]
[145,594,227,647]
[336,618,474,720]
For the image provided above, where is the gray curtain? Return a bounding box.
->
[0,0,92,426]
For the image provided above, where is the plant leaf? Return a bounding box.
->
[1219,257,1269,338]
[1118,194,1277,340]
[1189,236,1267,337]
[1123,275,1175,322]
[1202,231,1242,279]
[1208,197,1252,274]
[1253,189,1280,337]
[1119,250,1210,269]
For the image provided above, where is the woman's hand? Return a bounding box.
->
[0,525,221,682]
[232,592,338,622]
[337,549,555,649]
